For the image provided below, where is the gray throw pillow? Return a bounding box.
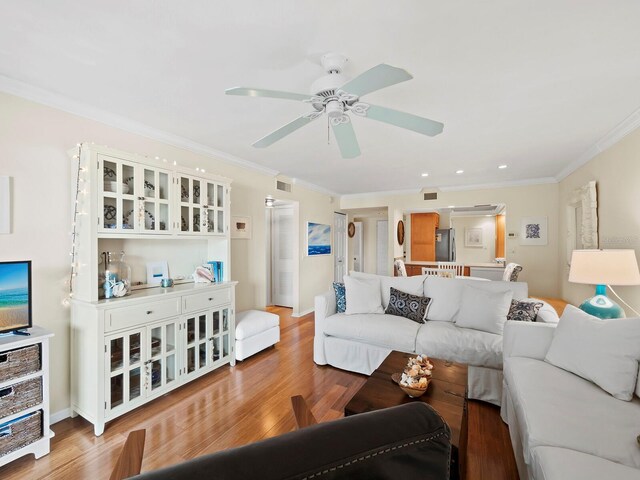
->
[508,299,543,322]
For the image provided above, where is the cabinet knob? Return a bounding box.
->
[146,310,153,315]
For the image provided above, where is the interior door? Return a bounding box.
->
[333,212,347,282]
[376,220,389,275]
[353,222,363,272]
[272,206,294,307]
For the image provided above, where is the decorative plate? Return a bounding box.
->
[103,205,117,228]
[181,184,189,200]
[348,222,356,238]
[124,209,161,230]
[397,220,405,246]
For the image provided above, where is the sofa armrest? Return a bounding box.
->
[133,403,451,480]
[503,321,556,361]
[314,290,336,335]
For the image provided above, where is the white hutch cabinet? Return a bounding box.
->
[69,144,236,436]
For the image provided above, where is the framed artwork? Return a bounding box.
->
[231,216,251,239]
[520,216,548,246]
[307,222,331,256]
[465,228,483,247]
[146,261,169,285]
[397,220,405,246]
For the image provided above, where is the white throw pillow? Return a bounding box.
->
[343,275,384,315]
[545,305,640,401]
[350,271,427,309]
[454,284,514,335]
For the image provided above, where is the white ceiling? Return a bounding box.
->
[1,1,639,194]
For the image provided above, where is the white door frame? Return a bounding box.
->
[333,212,347,282]
[376,220,389,275]
[353,221,364,272]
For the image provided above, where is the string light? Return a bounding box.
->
[67,143,86,305]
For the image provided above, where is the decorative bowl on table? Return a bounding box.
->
[392,354,434,398]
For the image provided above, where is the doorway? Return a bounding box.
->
[376,220,389,275]
[353,222,363,272]
[334,212,347,282]
[265,200,299,312]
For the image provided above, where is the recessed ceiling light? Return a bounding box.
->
[456,169,464,174]
[498,165,508,169]
[421,173,429,177]
[448,205,455,209]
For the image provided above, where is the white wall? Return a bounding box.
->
[559,126,640,311]
[341,182,560,297]
[451,216,497,263]
[0,92,336,415]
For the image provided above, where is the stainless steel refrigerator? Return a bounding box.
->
[435,228,456,262]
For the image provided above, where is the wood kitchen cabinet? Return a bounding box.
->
[410,213,440,261]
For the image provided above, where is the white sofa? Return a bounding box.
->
[314,272,560,406]
[501,321,640,479]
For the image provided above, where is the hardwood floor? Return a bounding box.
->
[0,306,518,479]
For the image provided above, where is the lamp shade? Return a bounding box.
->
[569,249,640,286]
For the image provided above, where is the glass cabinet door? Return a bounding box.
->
[105,329,145,414]
[140,167,171,234]
[179,175,206,234]
[184,311,210,377]
[146,319,179,395]
[208,307,231,365]
[99,156,139,233]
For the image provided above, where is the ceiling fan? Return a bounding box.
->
[225,53,444,159]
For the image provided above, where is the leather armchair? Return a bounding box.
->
[132,402,451,480]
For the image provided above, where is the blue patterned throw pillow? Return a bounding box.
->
[333,282,346,313]
[385,287,431,324]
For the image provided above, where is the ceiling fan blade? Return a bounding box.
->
[340,64,413,97]
[252,113,318,148]
[331,117,361,159]
[362,104,444,136]
[225,87,310,102]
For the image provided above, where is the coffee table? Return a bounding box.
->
[345,351,468,480]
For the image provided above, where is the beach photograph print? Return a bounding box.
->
[307,222,331,256]
[0,262,30,330]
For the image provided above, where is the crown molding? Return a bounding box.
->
[291,178,340,197]
[555,106,640,181]
[0,74,339,196]
[340,188,422,202]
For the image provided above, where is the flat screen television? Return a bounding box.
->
[0,261,32,334]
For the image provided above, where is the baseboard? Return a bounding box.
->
[292,308,314,318]
[50,408,71,425]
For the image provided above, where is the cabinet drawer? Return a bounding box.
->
[105,298,181,332]
[0,377,42,418]
[0,345,40,384]
[183,288,230,313]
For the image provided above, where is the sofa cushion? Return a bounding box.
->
[545,305,640,401]
[323,313,419,353]
[504,357,640,469]
[530,446,640,480]
[454,285,513,335]
[508,299,544,322]
[344,276,384,315]
[333,282,346,313]
[350,271,427,309]
[424,276,528,322]
[415,320,503,368]
[385,287,431,324]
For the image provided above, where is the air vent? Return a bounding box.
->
[276,180,292,193]
[423,192,438,201]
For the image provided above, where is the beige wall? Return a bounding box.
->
[451,216,497,263]
[0,92,336,415]
[341,183,560,297]
[559,127,640,311]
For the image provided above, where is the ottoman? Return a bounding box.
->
[235,310,280,361]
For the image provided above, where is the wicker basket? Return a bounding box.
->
[0,410,42,457]
[0,377,42,418]
[0,345,41,384]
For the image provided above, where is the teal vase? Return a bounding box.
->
[579,285,625,319]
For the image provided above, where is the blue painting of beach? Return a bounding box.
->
[0,263,29,329]
[307,222,331,256]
